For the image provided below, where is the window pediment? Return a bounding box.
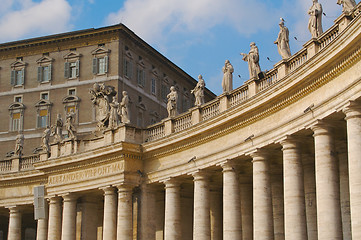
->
[36,56,54,64]
[137,103,147,111]
[35,99,52,107]
[9,102,26,110]
[62,95,81,103]
[91,46,111,55]
[64,52,82,60]
[11,60,26,68]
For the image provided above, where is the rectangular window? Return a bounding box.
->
[12,113,21,131]
[68,89,76,96]
[37,65,52,83]
[14,96,22,103]
[93,57,108,75]
[40,93,49,100]
[151,78,156,95]
[137,68,145,87]
[65,61,80,79]
[161,84,168,101]
[11,69,25,86]
[124,59,133,79]
[66,106,76,113]
[37,109,48,128]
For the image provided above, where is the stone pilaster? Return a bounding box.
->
[221,161,242,239]
[101,187,117,240]
[116,184,134,240]
[281,137,307,240]
[311,121,342,240]
[61,194,78,240]
[192,170,211,240]
[47,196,62,240]
[343,102,361,239]
[164,179,182,240]
[7,206,21,240]
[239,175,253,240]
[251,150,274,240]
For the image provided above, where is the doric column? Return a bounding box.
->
[221,161,242,239]
[81,196,99,240]
[210,187,222,240]
[271,174,284,240]
[281,137,307,240]
[311,121,342,240]
[101,187,117,240]
[302,154,317,240]
[192,170,211,240]
[343,102,361,239]
[251,150,274,240]
[37,218,48,240]
[7,206,21,240]
[61,194,78,240]
[139,184,156,240]
[239,175,253,240]
[116,184,134,240]
[47,196,62,240]
[164,179,182,240]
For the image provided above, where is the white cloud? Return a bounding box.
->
[106,0,281,45]
[0,0,72,43]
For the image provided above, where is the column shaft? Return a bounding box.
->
[251,151,274,240]
[193,171,211,240]
[164,179,182,240]
[8,207,21,240]
[210,188,222,240]
[81,196,99,240]
[239,179,253,240]
[102,187,117,240]
[37,218,48,240]
[139,184,156,240]
[344,104,361,239]
[47,197,62,240]
[116,185,133,240]
[61,194,77,240]
[312,122,342,240]
[281,138,307,240]
[222,162,242,239]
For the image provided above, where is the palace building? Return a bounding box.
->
[1,2,361,240]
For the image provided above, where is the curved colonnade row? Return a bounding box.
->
[1,4,361,240]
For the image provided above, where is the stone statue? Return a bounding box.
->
[41,126,51,153]
[274,19,292,59]
[51,114,63,143]
[89,82,117,131]
[14,131,24,157]
[65,110,76,140]
[337,0,356,13]
[109,96,120,129]
[167,86,178,118]
[308,0,323,38]
[191,75,205,106]
[222,60,234,93]
[241,42,262,79]
[120,91,130,124]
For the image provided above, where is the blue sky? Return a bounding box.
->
[0,0,346,95]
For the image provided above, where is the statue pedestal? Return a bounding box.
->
[245,77,259,97]
[104,129,114,145]
[164,118,174,136]
[191,107,202,125]
[274,59,288,79]
[219,93,230,113]
[11,157,20,172]
[63,140,75,156]
[50,143,60,159]
[40,152,49,161]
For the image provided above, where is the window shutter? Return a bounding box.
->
[76,60,80,77]
[34,186,47,220]
[37,66,43,82]
[104,56,109,73]
[129,61,133,79]
[48,64,52,81]
[10,70,16,86]
[142,70,146,87]
[64,62,70,78]
[137,68,141,85]
[20,69,25,85]
[92,58,98,74]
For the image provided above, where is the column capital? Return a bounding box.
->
[191,169,210,181]
[61,193,78,202]
[218,160,236,173]
[115,183,134,193]
[310,120,334,137]
[343,100,361,120]
[162,178,182,189]
[100,186,116,195]
[249,148,269,162]
[6,206,20,213]
[280,135,300,151]
[48,196,62,204]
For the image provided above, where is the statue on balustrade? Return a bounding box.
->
[308,0,323,38]
[241,42,262,80]
[65,110,77,140]
[90,82,117,131]
[109,96,120,129]
[337,0,356,13]
[167,86,178,118]
[191,75,205,106]
[14,131,24,157]
[41,126,51,154]
[222,60,234,93]
[51,114,63,143]
[274,19,292,59]
[120,91,130,124]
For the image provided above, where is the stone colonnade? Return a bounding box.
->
[4,101,361,240]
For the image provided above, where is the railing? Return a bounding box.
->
[201,100,220,121]
[229,86,249,107]
[289,49,308,72]
[319,26,339,50]
[146,123,165,142]
[174,112,192,133]
[258,69,279,92]
[0,160,12,172]
[20,155,40,170]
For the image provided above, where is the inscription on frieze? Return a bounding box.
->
[48,162,124,185]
